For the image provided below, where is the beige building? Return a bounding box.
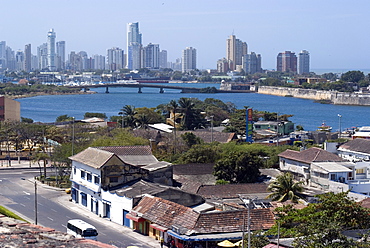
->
[0,96,20,121]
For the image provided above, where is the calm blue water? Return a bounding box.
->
[18,83,370,131]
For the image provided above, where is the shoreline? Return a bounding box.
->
[10,90,96,100]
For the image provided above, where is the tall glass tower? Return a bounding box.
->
[298,50,310,74]
[47,29,56,71]
[127,22,142,70]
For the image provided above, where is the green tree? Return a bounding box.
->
[341,70,365,83]
[119,105,137,128]
[89,129,148,147]
[178,97,198,130]
[181,132,203,148]
[56,114,73,122]
[177,144,221,164]
[213,151,261,183]
[21,117,34,123]
[266,172,304,203]
[84,112,107,119]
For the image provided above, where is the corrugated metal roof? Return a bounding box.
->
[69,147,116,169]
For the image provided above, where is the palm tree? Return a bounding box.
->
[178,97,196,130]
[266,172,304,203]
[136,114,151,129]
[118,105,137,128]
[168,100,179,153]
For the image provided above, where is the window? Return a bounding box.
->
[87,173,92,182]
[109,177,118,183]
[94,176,100,184]
[81,193,87,207]
[81,171,85,179]
[357,168,365,174]
[330,174,336,181]
[73,167,76,174]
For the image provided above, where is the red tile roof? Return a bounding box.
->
[278,147,344,164]
[197,184,268,199]
[132,196,275,235]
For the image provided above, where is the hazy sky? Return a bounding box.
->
[1,0,369,70]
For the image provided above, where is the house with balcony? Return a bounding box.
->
[278,147,345,182]
[69,146,174,227]
[279,146,370,198]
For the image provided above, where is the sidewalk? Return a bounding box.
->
[56,193,161,248]
[0,159,39,170]
[0,160,161,248]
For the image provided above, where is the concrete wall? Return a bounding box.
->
[257,86,370,106]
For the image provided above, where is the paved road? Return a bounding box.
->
[0,169,159,248]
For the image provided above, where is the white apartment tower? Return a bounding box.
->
[182,47,196,72]
[47,28,56,71]
[298,50,310,74]
[127,22,142,70]
[143,43,160,69]
[107,47,125,70]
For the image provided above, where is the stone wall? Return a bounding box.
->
[257,86,370,106]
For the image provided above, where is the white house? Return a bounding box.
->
[69,146,173,227]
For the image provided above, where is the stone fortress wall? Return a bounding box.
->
[257,86,370,106]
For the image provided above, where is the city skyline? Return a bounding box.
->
[1,0,370,71]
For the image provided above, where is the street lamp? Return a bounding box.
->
[239,196,253,248]
[72,117,75,156]
[21,178,37,225]
[338,114,342,139]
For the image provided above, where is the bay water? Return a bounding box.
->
[17,83,370,131]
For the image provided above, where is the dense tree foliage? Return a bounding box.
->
[341,70,365,83]
[268,192,370,247]
[213,150,262,183]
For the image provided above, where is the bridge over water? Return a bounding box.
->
[65,83,253,94]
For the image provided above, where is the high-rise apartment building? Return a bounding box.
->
[93,55,106,70]
[38,43,48,70]
[217,58,230,73]
[182,47,196,72]
[127,22,142,70]
[47,29,56,71]
[277,51,297,73]
[226,35,248,71]
[15,50,24,71]
[56,41,66,70]
[298,50,310,74]
[24,44,32,72]
[0,41,6,69]
[243,52,262,74]
[143,43,160,69]
[107,47,125,70]
[159,50,167,69]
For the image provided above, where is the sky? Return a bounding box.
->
[1,0,370,71]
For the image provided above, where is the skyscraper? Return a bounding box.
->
[243,52,262,74]
[47,28,56,71]
[56,41,66,70]
[143,43,160,69]
[298,50,310,74]
[107,47,125,70]
[226,35,248,71]
[38,43,48,70]
[159,50,167,69]
[182,47,196,72]
[24,44,32,72]
[277,51,297,73]
[127,22,142,70]
[0,41,6,69]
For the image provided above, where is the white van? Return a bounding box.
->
[67,219,98,240]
